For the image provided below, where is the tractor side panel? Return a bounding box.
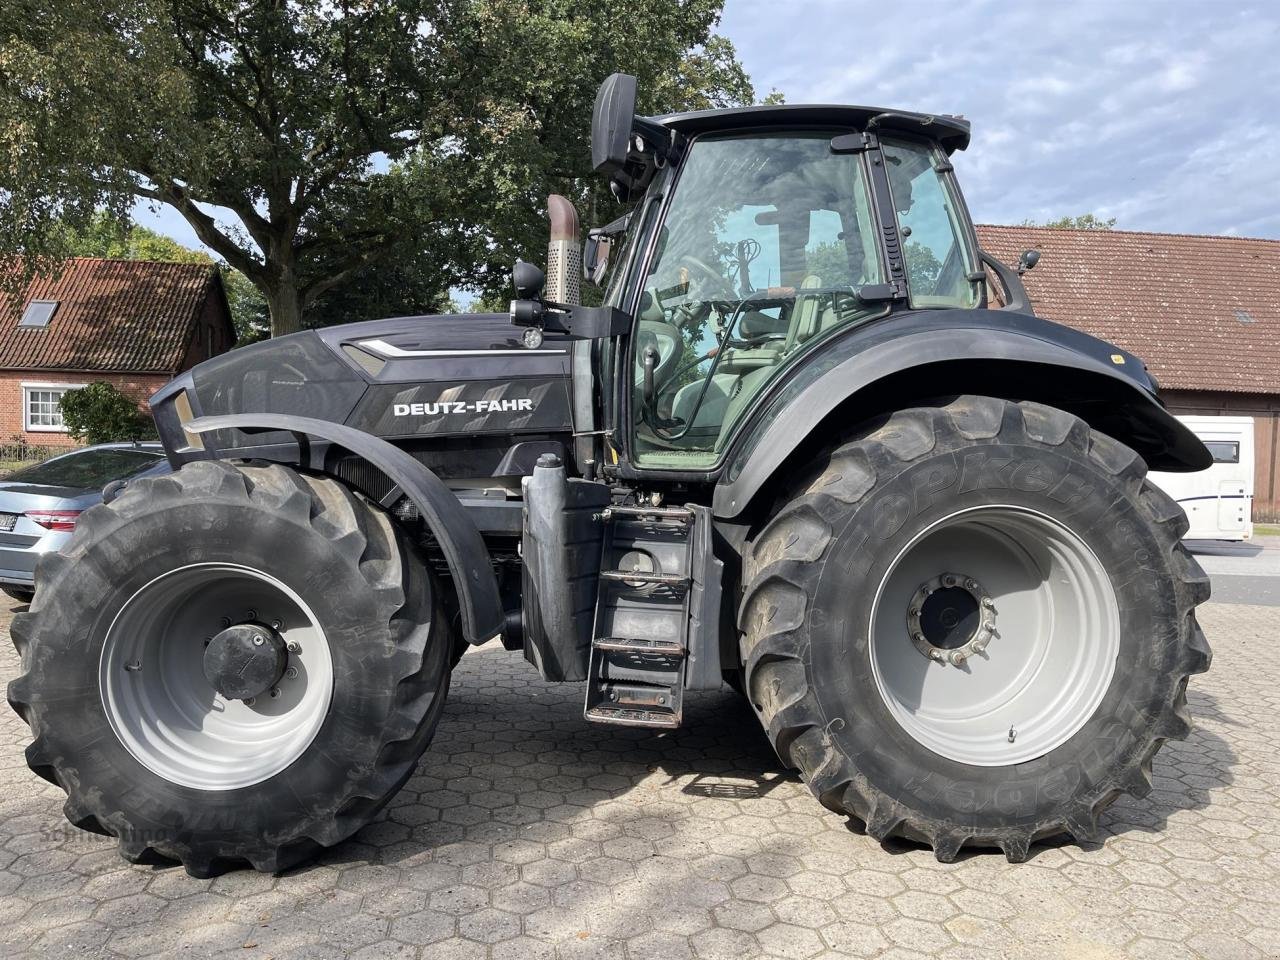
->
[346,378,573,439]
[155,313,576,467]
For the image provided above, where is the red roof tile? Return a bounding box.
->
[976,225,1280,395]
[0,258,223,373]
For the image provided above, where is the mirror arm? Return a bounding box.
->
[979,250,1034,315]
[511,298,630,340]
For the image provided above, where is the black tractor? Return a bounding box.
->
[9,74,1211,876]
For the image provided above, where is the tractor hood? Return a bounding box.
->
[151,312,575,458]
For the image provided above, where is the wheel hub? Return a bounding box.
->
[100,563,333,791]
[907,572,996,666]
[870,505,1120,766]
[202,623,287,701]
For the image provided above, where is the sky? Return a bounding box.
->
[719,0,1280,239]
[136,0,1280,256]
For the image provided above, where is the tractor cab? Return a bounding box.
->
[510,74,1032,480]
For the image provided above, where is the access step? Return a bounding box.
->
[599,569,690,589]
[599,506,695,525]
[585,704,680,729]
[592,636,685,656]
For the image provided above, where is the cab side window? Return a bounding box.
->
[630,132,886,468]
[882,138,980,309]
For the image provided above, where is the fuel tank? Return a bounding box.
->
[151,312,576,477]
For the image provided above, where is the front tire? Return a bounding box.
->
[8,461,451,876]
[740,396,1211,862]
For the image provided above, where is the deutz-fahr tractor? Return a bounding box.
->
[9,74,1211,876]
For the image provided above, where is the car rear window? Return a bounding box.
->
[6,449,164,488]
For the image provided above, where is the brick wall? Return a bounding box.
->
[0,369,174,450]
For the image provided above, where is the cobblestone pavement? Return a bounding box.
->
[1,600,1277,960]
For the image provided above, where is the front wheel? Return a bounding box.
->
[8,461,451,876]
[740,396,1211,862]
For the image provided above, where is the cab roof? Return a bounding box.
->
[651,104,971,154]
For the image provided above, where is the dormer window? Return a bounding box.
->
[19,300,58,328]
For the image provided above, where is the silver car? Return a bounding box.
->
[0,442,171,602]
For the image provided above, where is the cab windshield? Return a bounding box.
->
[631,132,885,468]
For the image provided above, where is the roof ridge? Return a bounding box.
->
[977,223,1280,245]
[64,256,215,269]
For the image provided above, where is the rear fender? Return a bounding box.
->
[184,413,502,645]
[714,312,1212,520]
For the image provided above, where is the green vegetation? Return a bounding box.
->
[1,0,770,336]
[58,382,157,445]
[1024,213,1117,230]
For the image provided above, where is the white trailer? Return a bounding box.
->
[1149,415,1254,541]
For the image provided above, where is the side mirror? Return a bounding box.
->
[513,260,545,300]
[592,74,639,175]
[583,234,612,285]
[1017,249,1041,275]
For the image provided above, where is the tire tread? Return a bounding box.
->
[739,395,1211,862]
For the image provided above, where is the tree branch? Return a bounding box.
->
[136,180,269,285]
[298,242,396,306]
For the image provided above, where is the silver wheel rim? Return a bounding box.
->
[100,563,333,790]
[868,505,1119,766]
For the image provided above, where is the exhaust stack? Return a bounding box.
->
[545,195,581,306]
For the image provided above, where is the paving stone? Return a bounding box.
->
[0,601,1273,958]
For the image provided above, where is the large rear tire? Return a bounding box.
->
[739,396,1211,862]
[7,460,451,876]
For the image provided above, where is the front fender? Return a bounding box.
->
[714,309,1211,520]
[184,413,502,645]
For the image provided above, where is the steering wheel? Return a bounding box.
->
[678,255,739,301]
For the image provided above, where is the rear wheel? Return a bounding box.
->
[740,396,1211,861]
[8,460,451,876]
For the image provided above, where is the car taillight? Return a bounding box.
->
[25,510,81,532]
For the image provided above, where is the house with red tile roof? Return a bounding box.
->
[978,224,1280,518]
[0,258,234,448]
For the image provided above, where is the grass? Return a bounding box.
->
[0,459,36,478]
[1254,523,1280,537]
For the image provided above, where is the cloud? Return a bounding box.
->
[720,0,1280,238]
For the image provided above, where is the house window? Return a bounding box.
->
[22,382,85,432]
[19,300,58,328]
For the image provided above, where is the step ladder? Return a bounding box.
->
[584,505,696,728]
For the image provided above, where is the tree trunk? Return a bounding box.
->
[265,281,303,338]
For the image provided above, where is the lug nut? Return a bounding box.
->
[965,579,978,591]
[930,649,944,661]
[287,641,301,654]
[252,634,265,647]
[271,620,282,631]
[285,666,299,679]
[982,597,995,609]
[219,617,231,629]
[949,650,968,665]
[244,697,256,706]
[269,687,281,699]
[943,575,955,587]
[246,609,258,621]
[203,637,212,647]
